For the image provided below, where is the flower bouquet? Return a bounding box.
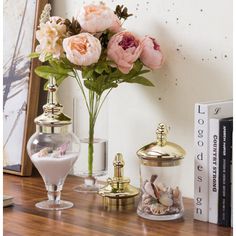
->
[31,2,164,191]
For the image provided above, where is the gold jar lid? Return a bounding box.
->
[34,77,71,133]
[137,123,186,167]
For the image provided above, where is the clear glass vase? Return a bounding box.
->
[27,130,80,210]
[27,76,80,210]
[73,138,108,193]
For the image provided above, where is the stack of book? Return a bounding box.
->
[194,100,233,227]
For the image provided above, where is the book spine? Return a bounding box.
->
[231,156,233,228]
[218,119,233,227]
[194,104,209,222]
[208,119,219,224]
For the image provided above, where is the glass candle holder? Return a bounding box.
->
[27,77,80,210]
[136,123,186,220]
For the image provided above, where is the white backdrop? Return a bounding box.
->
[50,0,233,198]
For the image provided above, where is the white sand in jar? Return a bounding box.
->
[31,152,78,185]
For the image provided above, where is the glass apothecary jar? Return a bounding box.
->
[137,123,186,220]
[27,77,80,210]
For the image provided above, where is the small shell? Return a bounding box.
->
[57,142,69,155]
[150,203,168,215]
[173,187,180,199]
[142,192,151,200]
[144,182,157,199]
[159,192,173,207]
[166,186,173,194]
[150,174,158,183]
[143,197,152,205]
[152,183,161,199]
[51,151,60,158]
[168,206,181,214]
[143,206,151,213]
[155,181,167,192]
[38,148,49,157]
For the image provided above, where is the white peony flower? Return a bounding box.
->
[77,2,115,33]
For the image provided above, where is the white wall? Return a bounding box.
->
[50,0,233,198]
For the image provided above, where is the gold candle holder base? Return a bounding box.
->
[98,153,139,210]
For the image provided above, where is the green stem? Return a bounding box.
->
[88,111,95,176]
[73,69,90,114]
[94,88,113,124]
[72,70,112,177]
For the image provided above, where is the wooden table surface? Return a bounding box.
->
[3,174,233,236]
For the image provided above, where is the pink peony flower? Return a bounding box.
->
[36,17,66,62]
[108,14,123,33]
[63,33,101,66]
[77,3,115,33]
[107,31,143,74]
[140,36,164,69]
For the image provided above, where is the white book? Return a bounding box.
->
[3,195,14,207]
[208,118,220,224]
[194,100,233,222]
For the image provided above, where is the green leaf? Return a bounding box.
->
[84,80,100,94]
[82,67,94,79]
[95,65,105,74]
[102,82,118,91]
[35,66,58,79]
[35,65,70,87]
[28,52,40,59]
[139,69,150,75]
[49,59,72,74]
[44,54,53,61]
[132,60,143,72]
[126,76,154,86]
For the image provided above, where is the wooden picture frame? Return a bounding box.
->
[3,0,48,176]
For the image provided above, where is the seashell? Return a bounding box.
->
[173,186,180,199]
[168,206,181,214]
[154,181,167,192]
[150,174,158,183]
[166,186,173,194]
[57,142,69,155]
[143,206,151,213]
[152,183,161,199]
[143,197,152,205]
[144,182,157,199]
[159,192,173,207]
[51,151,60,158]
[38,147,49,157]
[142,192,151,200]
[150,203,168,215]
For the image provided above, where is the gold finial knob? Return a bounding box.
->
[99,153,139,197]
[156,123,168,146]
[113,153,124,179]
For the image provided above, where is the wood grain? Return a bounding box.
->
[3,174,233,236]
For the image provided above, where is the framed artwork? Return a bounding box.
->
[3,0,48,176]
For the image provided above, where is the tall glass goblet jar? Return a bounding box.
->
[27,77,80,210]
